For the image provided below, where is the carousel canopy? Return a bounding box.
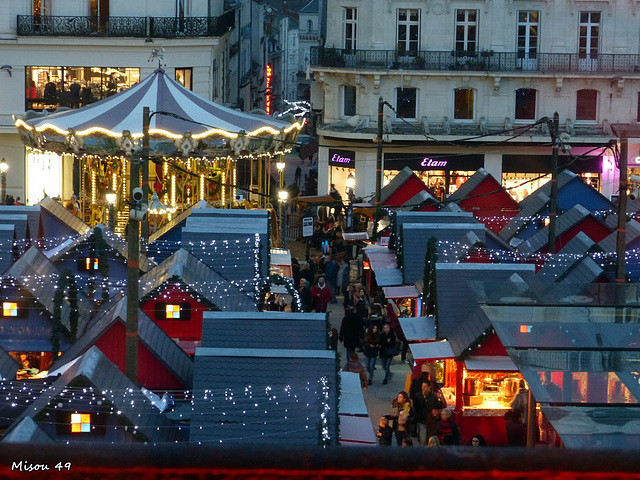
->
[14,68,303,158]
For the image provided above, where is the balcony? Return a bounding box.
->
[17,10,235,38]
[310,47,640,74]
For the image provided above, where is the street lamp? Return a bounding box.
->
[105,190,117,230]
[0,158,8,206]
[276,157,286,189]
[278,188,289,248]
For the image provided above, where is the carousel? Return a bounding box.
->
[14,67,303,234]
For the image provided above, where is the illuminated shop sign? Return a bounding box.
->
[328,149,355,167]
[384,153,484,171]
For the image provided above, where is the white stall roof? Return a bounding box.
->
[383,285,420,299]
[343,232,370,241]
[410,341,455,360]
[464,355,518,371]
[374,268,403,287]
[399,317,436,341]
[339,372,368,415]
[338,415,377,447]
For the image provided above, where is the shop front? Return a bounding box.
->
[383,153,485,201]
[502,154,603,202]
[328,148,356,201]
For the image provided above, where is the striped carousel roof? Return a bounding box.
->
[16,69,301,140]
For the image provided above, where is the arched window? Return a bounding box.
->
[515,88,536,120]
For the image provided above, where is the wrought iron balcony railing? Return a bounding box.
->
[310,47,640,74]
[17,10,235,38]
[17,15,146,37]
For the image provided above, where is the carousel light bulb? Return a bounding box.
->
[276,159,285,171]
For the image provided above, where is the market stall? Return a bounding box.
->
[383,285,421,317]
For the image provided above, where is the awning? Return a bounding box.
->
[383,285,420,299]
[366,250,397,271]
[342,232,369,241]
[399,316,436,341]
[410,341,455,360]
[338,415,377,446]
[373,268,403,287]
[464,355,518,372]
[339,372,368,416]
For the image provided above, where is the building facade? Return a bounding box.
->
[0,0,236,204]
[310,0,640,205]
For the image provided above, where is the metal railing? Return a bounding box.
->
[311,47,640,74]
[17,11,235,38]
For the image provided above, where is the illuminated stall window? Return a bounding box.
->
[157,302,191,321]
[2,302,18,317]
[70,413,91,433]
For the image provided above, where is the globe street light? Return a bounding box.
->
[0,158,8,206]
[106,190,117,230]
[278,188,289,249]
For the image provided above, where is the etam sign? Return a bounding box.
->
[421,157,448,168]
[329,149,355,167]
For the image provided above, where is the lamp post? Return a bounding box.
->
[0,158,8,205]
[276,157,286,189]
[278,188,289,249]
[345,172,355,232]
[106,190,117,230]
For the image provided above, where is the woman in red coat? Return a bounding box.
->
[311,277,332,313]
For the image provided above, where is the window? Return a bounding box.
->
[343,7,357,50]
[453,88,474,120]
[71,413,91,433]
[212,59,219,100]
[397,9,420,52]
[455,10,477,53]
[343,85,356,116]
[517,11,538,59]
[396,88,417,119]
[79,257,99,271]
[25,66,140,111]
[576,89,598,121]
[33,0,51,16]
[2,302,18,317]
[515,88,536,120]
[579,12,600,59]
[175,68,192,90]
[157,302,191,320]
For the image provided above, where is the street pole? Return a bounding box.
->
[108,204,115,230]
[140,107,150,252]
[280,200,287,249]
[616,131,629,283]
[125,108,149,384]
[548,112,560,254]
[375,97,384,205]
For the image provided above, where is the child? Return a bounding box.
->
[377,416,393,446]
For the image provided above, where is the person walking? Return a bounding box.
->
[323,255,339,303]
[343,353,367,389]
[379,323,398,385]
[510,379,529,426]
[390,391,413,446]
[339,307,364,360]
[362,325,380,386]
[298,278,313,313]
[311,277,332,313]
[411,380,438,446]
[436,407,461,446]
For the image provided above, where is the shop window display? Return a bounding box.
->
[25,66,140,111]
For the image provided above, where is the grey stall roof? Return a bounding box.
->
[0,214,29,240]
[395,210,476,234]
[380,166,414,204]
[139,248,257,312]
[0,205,41,242]
[401,223,486,284]
[598,220,640,253]
[2,416,55,444]
[50,297,193,388]
[444,167,492,203]
[11,346,181,444]
[39,196,91,235]
[5,246,91,335]
[0,224,14,274]
[557,256,604,285]
[539,232,597,281]
[517,204,604,255]
[190,347,338,445]
[435,263,536,356]
[201,311,327,350]
[46,225,156,272]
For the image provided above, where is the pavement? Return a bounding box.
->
[287,238,414,441]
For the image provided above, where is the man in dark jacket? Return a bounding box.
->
[339,307,364,359]
[298,278,313,313]
[411,381,438,445]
